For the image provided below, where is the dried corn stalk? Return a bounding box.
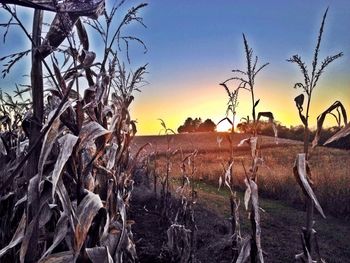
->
[312,101,347,148]
[324,122,350,146]
[288,8,343,260]
[0,1,148,262]
[293,154,325,219]
[220,33,272,262]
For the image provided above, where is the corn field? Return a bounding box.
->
[0,2,349,263]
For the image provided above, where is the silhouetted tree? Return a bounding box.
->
[177,117,216,133]
[236,120,346,148]
[195,118,202,130]
[184,117,196,132]
[198,119,216,132]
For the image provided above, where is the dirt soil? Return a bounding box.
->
[130,170,350,263]
[129,185,233,263]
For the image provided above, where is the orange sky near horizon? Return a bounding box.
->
[131,73,350,135]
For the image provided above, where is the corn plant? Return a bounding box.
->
[218,160,241,261]
[216,85,241,259]
[219,57,242,262]
[220,33,275,262]
[287,8,345,261]
[0,1,148,262]
[147,149,159,197]
[158,118,177,221]
[164,150,198,262]
[179,150,197,261]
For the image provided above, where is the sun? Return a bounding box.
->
[216,120,232,132]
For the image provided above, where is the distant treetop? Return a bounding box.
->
[177,117,216,133]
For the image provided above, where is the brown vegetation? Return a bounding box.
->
[133,132,350,218]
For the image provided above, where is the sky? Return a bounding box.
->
[0,0,350,135]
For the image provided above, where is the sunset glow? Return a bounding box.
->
[1,0,349,135]
[128,1,350,135]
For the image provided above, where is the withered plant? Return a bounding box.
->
[287,8,346,262]
[220,33,277,262]
[164,150,198,262]
[0,1,148,262]
[158,118,177,221]
[146,148,159,197]
[217,83,241,261]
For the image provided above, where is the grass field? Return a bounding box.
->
[132,132,350,217]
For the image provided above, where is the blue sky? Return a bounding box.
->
[1,0,349,134]
[131,0,350,134]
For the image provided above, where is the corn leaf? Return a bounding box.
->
[236,237,251,263]
[38,114,62,180]
[82,50,96,67]
[295,233,316,263]
[51,57,66,96]
[218,176,223,191]
[74,191,104,254]
[250,137,258,158]
[243,178,251,210]
[0,213,26,258]
[224,161,233,191]
[312,101,347,148]
[38,251,74,263]
[41,100,71,131]
[38,13,79,58]
[86,246,113,263]
[56,180,76,231]
[249,179,264,262]
[79,121,111,151]
[293,154,326,218]
[324,122,350,146]
[40,212,68,259]
[52,134,79,200]
[20,200,51,262]
[237,137,250,147]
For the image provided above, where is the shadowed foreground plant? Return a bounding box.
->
[164,150,198,262]
[158,119,177,221]
[288,8,345,262]
[0,1,148,262]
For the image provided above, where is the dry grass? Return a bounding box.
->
[133,132,299,154]
[133,132,350,217]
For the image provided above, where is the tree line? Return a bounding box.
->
[237,121,348,149]
[177,117,216,133]
[176,117,348,149]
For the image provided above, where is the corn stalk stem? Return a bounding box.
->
[153,156,157,197]
[250,210,258,262]
[251,86,256,122]
[303,89,314,253]
[229,123,239,260]
[303,90,312,158]
[25,9,43,263]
